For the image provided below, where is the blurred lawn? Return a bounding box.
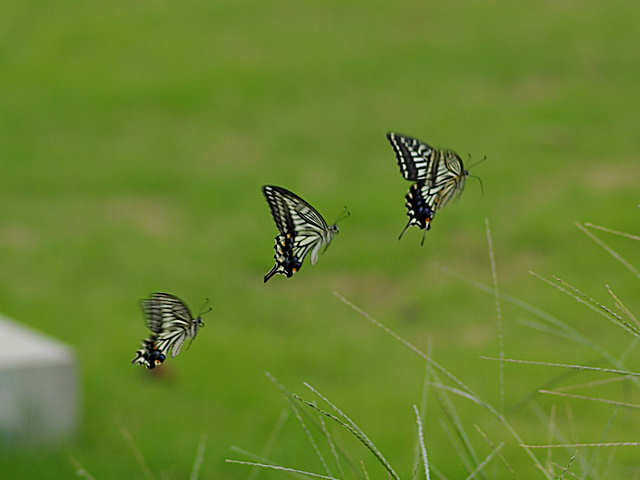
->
[1,0,639,478]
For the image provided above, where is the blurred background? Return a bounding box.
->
[0,0,638,478]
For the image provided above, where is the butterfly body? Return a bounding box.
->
[404,182,435,231]
[386,132,468,244]
[273,234,303,278]
[132,293,208,369]
[262,185,339,282]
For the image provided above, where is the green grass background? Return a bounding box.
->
[1,0,639,478]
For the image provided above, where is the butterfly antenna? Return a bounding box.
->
[398,221,411,240]
[198,298,212,317]
[469,175,484,195]
[468,154,488,169]
[333,206,351,226]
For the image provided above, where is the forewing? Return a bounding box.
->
[386,132,435,181]
[431,152,466,209]
[263,185,329,232]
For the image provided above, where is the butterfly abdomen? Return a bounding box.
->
[405,182,434,230]
[275,234,303,277]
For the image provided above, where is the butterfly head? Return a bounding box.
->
[331,206,351,234]
[196,298,213,327]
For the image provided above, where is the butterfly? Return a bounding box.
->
[386,132,470,245]
[131,293,211,369]
[262,185,345,282]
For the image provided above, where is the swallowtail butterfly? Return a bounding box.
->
[131,293,210,369]
[262,185,341,282]
[386,132,469,245]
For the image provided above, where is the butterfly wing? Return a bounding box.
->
[262,185,332,281]
[430,151,467,209]
[386,132,436,181]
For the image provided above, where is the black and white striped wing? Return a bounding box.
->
[386,132,436,181]
[262,186,330,282]
[142,293,195,358]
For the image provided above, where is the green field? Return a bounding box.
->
[1,0,639,478]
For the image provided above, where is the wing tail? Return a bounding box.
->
[398,221,411,240]
[264,264,279,283]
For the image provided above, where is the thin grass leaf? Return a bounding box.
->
[555,375,633,392]
[248,408,289,480]
[190,434,207,480]
[430,464,450,480]
[530,402,589,477]
[606,284,640,332]
[295,393,400,480]
[529,271,640,338]
[333,291,473,395]
[556,456,577,480]
[431,369,481,476]
[538,390,640,409]
[225,459,339,480]
[485,218,505,414]
[602,444,618,480]
[117,423,155,480]
[70,456,95,480]
[516,317,583,343]
[361,460,370,480]
[481,356,640,377]
[414,405,431,480]
[553,275,640,338]
[439,419,473,474]
[443,267,640,388]
[302,382,395,479]
[473,424,515,476]
[334,291,551,479]
[521,442,640,449]
[583,408,618,480]
[584,222,640,241]
[314,403,344,480]
[413,341,432,480]
[464,443,503,480]
[576,222,640,279]
[266,372,332,477]
[230,446,306,480]
[546,404,557,475]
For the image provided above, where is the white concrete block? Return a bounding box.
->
[0,314,77,444]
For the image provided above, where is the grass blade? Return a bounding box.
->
[481,356,640,377]
[464,442,504,480]
[190,434,207,480]
[414,405,431,480]
[485,218,505,414]
[576,222,640,279]
[70,456,96,480]
[583,222,640,241]
[334,292,551,479]
[117,423,155,480]
[538,390,640,409]
[296,391,400,480]
[266,372,331,477]
[225,459,339,480]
